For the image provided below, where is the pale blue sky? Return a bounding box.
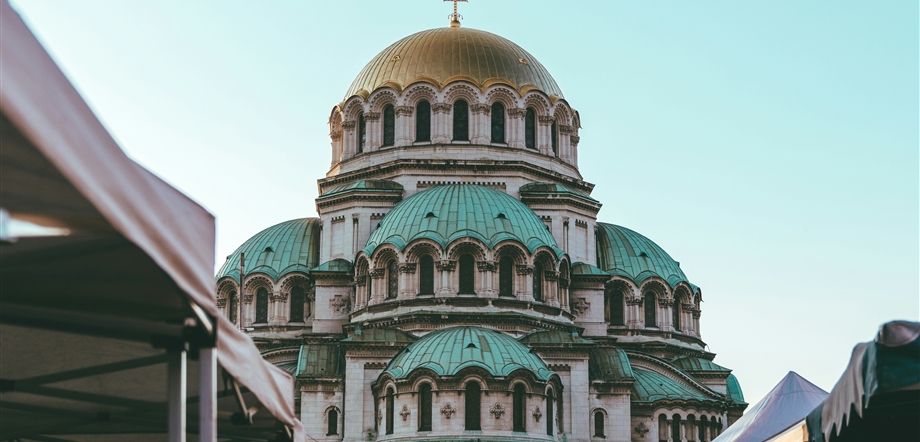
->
[11,0,917,411]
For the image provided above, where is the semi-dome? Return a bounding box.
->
[216,218,321,280]
[345,26,563,99]
[595,222,692,288]
[362,184,563,257]
[382,326,554,380]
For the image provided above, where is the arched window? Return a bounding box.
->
[327,408,338,436]
[672,415,682,442]
[644,291,657,327]
[382,104,395,147]
[533,262,543,302]
[255,288,268,323]
[525,108,536,150]
[491,102,505,143]
[289,286,305,323]
[387,260,399,299]
[357,112,366,153]
[594,411,606,438]
[458,254,475,295]
[416,100,431,142]
[453,100,469,141]
[698,416,705,441]
[673,297,682,331]
[418,383,432,431]
[550,120,558,156]
[464,382,481,431]
[419,255,435,295]
[228,290,238,324]
[513,384,526,432]
[499,256,513,297]
[610,288,624,326]
[546,388,555,436]
[658,414,668,442]
[385,387,395,435]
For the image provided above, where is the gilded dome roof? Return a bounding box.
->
[382,326,554,380]
[595,222,692,288]
[362,184,562,257]
[345,27,563,99]
[216,218,321,281]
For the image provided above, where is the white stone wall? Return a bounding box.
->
[300,387,344,442]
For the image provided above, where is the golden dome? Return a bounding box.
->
[345,27,563,99]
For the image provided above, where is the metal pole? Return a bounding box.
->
[239,252,245,331]
[168,350,187,442]
[198,347,217,442]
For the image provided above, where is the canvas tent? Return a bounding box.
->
[805,320,920,442]
[713,371,827,442]
[0,1,304,440]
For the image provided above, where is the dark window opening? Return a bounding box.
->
[425,212,437,218]
[416,100,431,142]
[491,102,505,143]
[357,112,366,153]
[546,388,555,436]
[383,104,395,147]
[290,286,305,323]
[673,298,682,331]
[255,288,268,323]
[327,409,338,436]
[459,254,475,294]
[525,108,536,150]
[513,384,526,432]
[533,263,543,302]
[419,383,433,431]
[228,290,238,324]
[419,255,435,295]
[453,100,469,141]
[465,382,481,431]
[385,387,395,435]
[387,260,399,299]
[672,415,682,442]
[551,120,557,156]
[644,292,657,327]
[499,256,513,297]
[610,288,624,326]
[594,411,605,438]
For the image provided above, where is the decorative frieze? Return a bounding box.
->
[538,115,555,125]
[658,297,673,307]
[394,105,414,116]
[355,275,367,285]
[507,107,526,118]
[471,103,491,115]
[342,120,356,130]
[369,268,386,278]
[516,265,534,276]
[436,260,456,272]
[558,124,574,135]
[216,298,227,308]
[330,130,342,141]
[570,135,580,146]
[398,263,417,274]
[477,260,497,272]
[544,270,559,281]
[431,102,451,113]
[363,112,381,122]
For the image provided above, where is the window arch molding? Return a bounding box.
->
[367,88,398,114]
[592,408,608,438]
[280,274,313,323]
[494,243,527,297]
[402,83,438,107]
[325,405,342,436]
[342,97,367,123]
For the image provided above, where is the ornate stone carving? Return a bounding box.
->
[658,297,673,307]
[440,402,456,419]
[243,294,254,304]
[533,406,542,422]
[471,103,491,115]
[271,294,287,302]
[378,410,382,425]
[400,404,410,421]
[490,402,505,419]
[635,422,650,436]
[355,275,367,285]
[692,310,702,319]
[559,278,569,289]
[507,107,526,118]
[431,102,451,113]
[329,130,342,141]
[544,270,559,281]
[538,115,555,125]
[216,298,227,308]
[330,295,350,314]
[626,296,644,306]
[477,260,497,272]
[558,124,574,134]
[570,135,580,146]
[516,265,534,276]
[572,298,590,316]
[369,268,386,278]
[342,120,356,130]
[398,263,417,274]
[363,112,381,122]
[436,260,456,272]
[395,105,414,116]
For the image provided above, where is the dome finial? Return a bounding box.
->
[445,0,467,27]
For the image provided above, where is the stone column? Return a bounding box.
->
[342,120,356,160]
[569,134,580,167]
[399,263,416,298]
[471,103,490,144]
[355,275,367,310]
[330,130,343,166]
[364,111,381,151]
[665,419,673,442]
[477,260,496,297]
[544,270,560,307]
[369,268,385,304]
[507,108,525,149]
[537,116,554,156]
[436,260,455,296]
[516,265,534,301]
[395,106,413,147]
[432,103,451,144]
[558,124,573,162]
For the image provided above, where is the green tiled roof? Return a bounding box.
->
[216,218,321,281]
[631,367,715,403]
[519,330,595,345]
[589,347,635,381]
[363,185,563,257]
[518,182,599,203]
[295,344,345,378]
[342,327,417,343]
[571,262,609,276]
[672,356,731,372]
[595,222,691,288]
[311,259,353,273]
[318,179,403,198]
[726,373,746,403]
[383,326,554,380]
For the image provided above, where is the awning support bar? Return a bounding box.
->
[168,349,187,442]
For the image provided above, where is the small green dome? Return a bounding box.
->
[382,326,554,381]
[596,222,692,288]
[216,218,321,281]
[362,185,562,257]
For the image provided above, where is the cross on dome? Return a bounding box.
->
[444,0,467,27]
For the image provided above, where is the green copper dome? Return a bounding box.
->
[362,185,563,257]
[596,222,691,288]
[382,326,554,381]
[216,218,321,281]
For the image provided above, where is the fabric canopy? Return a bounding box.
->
[713,371,827,442]
[806,320,920,442]
[0,1,303,439]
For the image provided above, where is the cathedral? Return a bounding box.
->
[215,10,747,442]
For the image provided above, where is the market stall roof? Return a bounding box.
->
[713,371,827,442]
[0,1,302,439]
